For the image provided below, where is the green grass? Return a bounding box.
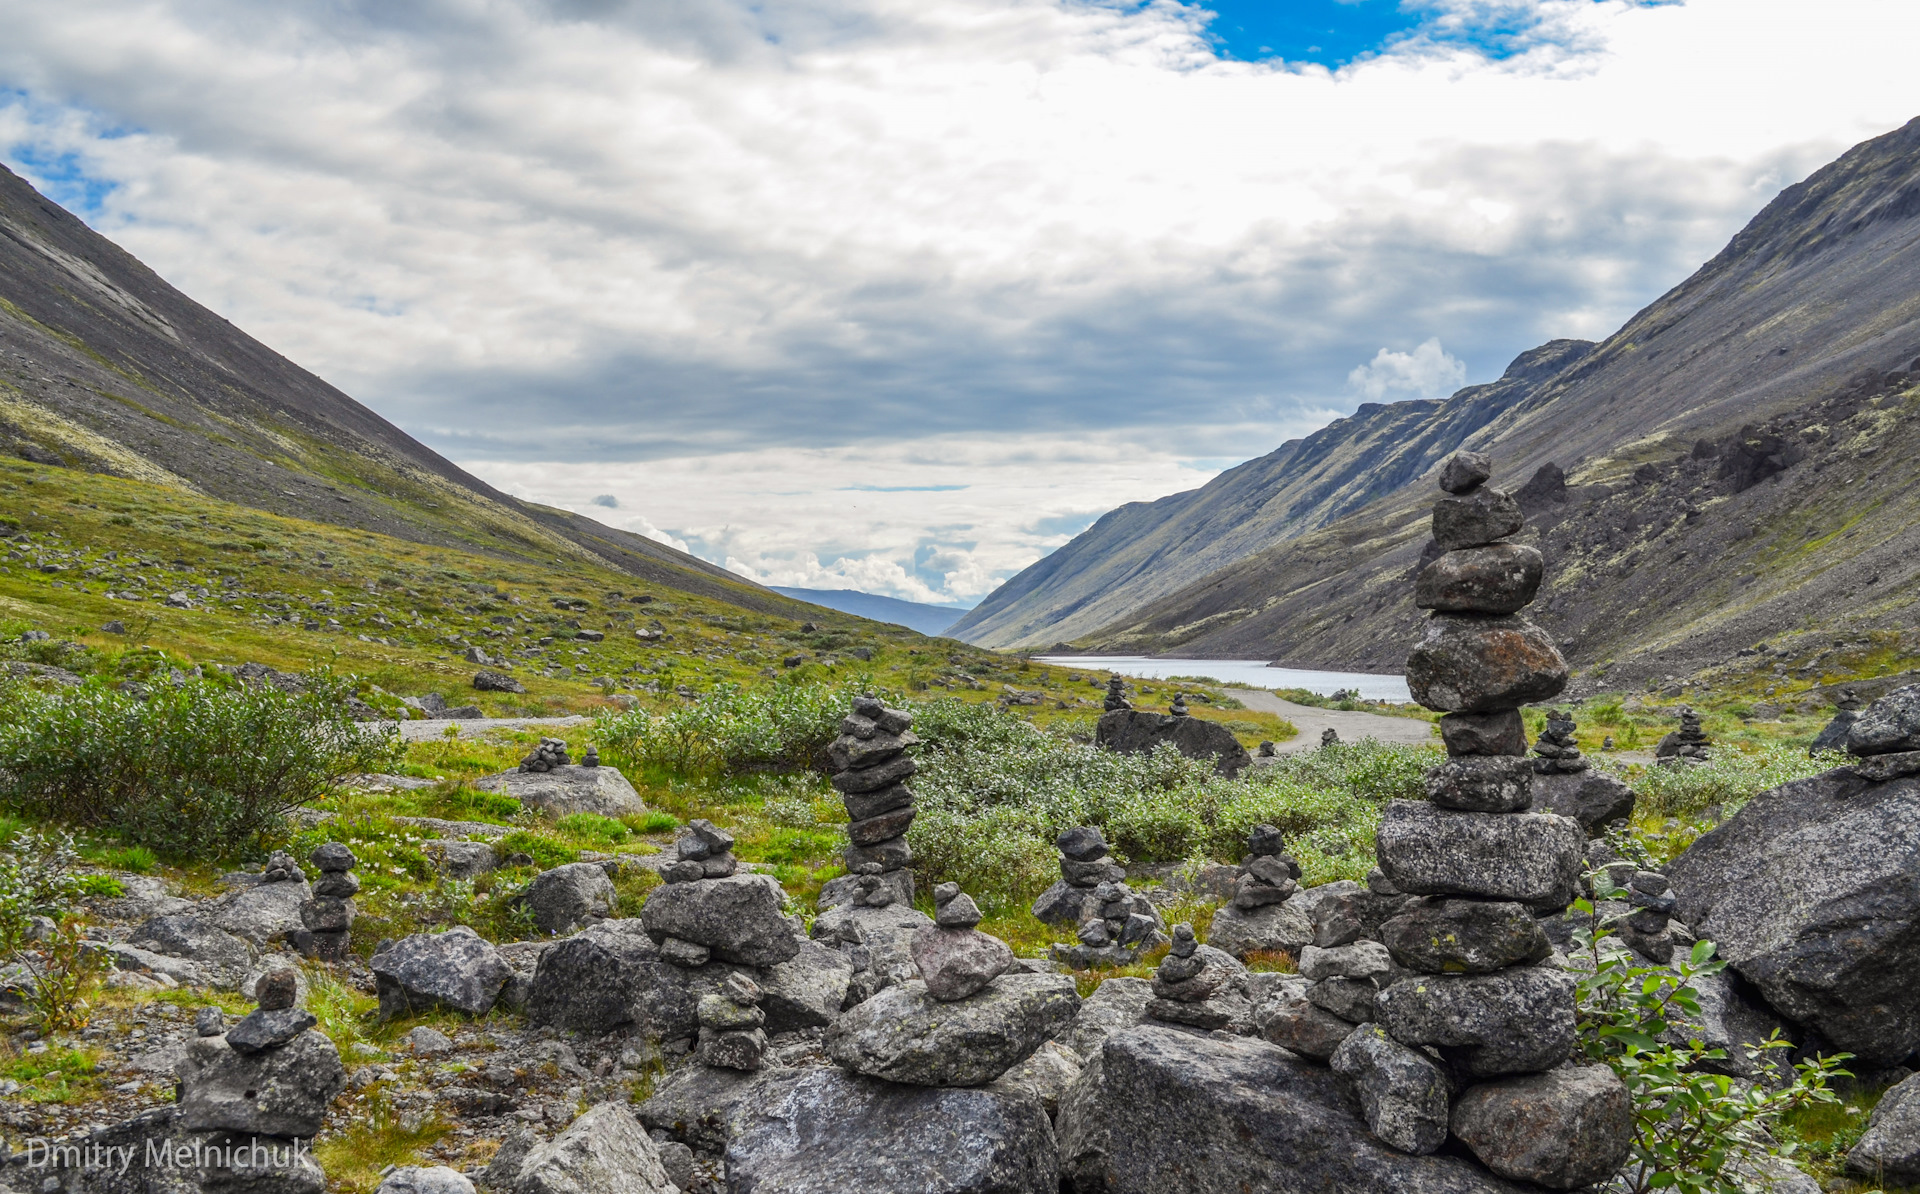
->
[313,1087,451,1194]
[1,1045,105,1103]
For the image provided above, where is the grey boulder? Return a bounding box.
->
[377,1167,475,1194]
[517,1101,674,1194]
[1846,1069,1920,1184]
[986,1038,1084,1117]
[423,840,497,880]
[826,973,1081,1087]
[1257,978,1358,1061]
[913,923,1014,1001]
[1846,684,1920,755]
[1378,898,1551,975]
[525,924,717,1040]
[1094,709,1252,777]
[516,862,616,936]
[1375,966,1575,1077]
[1450,1065,1633,1190]
[1667,766,1920,1064]
[726,1066,1059,1194]
[177,1029,345,1137]
[372,926,513,1019]
[1529,768,1637,834]
[472,765,645,818]
[1376,801,1584,910]
[1060,1025,1536,1193]
[207,876,314,947]
[757,936,855,1030]
[638,1062,790,1153]
[1330,1025,1451,1155]
[641,872,800,966]
[1068,976,1155,1061]
[1405,613,1567,714]
[128,914,254,987]
[1206,896,1314,959]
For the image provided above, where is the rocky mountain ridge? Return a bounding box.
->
[977,115,1920,695]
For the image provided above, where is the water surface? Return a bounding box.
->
[1036,655,1412,703]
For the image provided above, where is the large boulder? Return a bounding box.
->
[129,914,254,987]
[1450,1066,1633,1190]
[472,765,646,818]
[1068,976,1155,1061]
[1094,710,1252,777]
[516,862,617,936]
[1667,767,1920,1065]
[637,1062,793,1153]
[757,937,855,1030]
[809,899,932,1002]
[515,1101,674,1194]
[1846,684,1920,755]
[640,872,800,966]
[176,1029,346,1137]
[826,973,1081,1087]
[1528,769,1636,834]
[1846,1069,1920,1185]
[1374,967,1576,1077]
[525,924,722,1039]
[206,876,314,947]
[1405,613,1568,713]
[1330,1025,1451,1155]
[1206,897,1315,959]
[1060,1026,1536,1193]
[372,926,513,1019]
[1376,801,1584,911]
[19,1105,326,1194]
[726,1066,1059,1194]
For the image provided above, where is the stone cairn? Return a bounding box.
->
[1147,922,1252,1032]
[299,843,358,962]
[1613,867,1678,964]
[1655,707,1711,765]
[581,744,600,768]
[1231,824,1299,910]
[1347,451,1628,1187]
[1103,676,1131,712]
[1031,825,1165,968]
[519,737,570,772]
[228,967,316,1052]
[697,972,768,1070]
[1319,727,1341,748]
[828,695,920,908]
[911,882,1014,1000]
[260,849,303,884]
[665,819,739,886]
[1532,709,1588,774]
[1169,693,1190,717]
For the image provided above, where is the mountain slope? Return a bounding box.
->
[1072,116,1920,696]
[947,338,1594,649]
[0,161,814,621]
[770,587,970,636]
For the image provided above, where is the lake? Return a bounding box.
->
[1035,655,1413,703]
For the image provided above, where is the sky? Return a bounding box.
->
[1,1,1916,606]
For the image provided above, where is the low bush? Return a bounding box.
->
[1624,745,1832,820]
[596,680,872,775]
[0,674,400,859]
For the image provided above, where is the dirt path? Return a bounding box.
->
[1234,689,1436,754]
[395,715,591,742]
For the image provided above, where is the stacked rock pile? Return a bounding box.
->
[1030,826,1165,968]
[697,973,768,1070]
[1347,452,1628,1189]
[1231,824,1299,909]
[664,819,739,884]
[827,695,920,908]
[1655,707,1712,765]
[1103,676,1130,712]
[260,849,303,883]
[519,737,570,772]
[1169,693,1190,717]
[581,745,601,768]
[1320,728,1341,748]
[1532,709,1587,773]
[228,967,316,1052]
[912,883,1013,1000]
[1148,923,1252,1031]
[1617,869,1677,964]
[299,843,358,962]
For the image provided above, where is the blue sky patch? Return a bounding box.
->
[1195,0,1426,65]
[7,144,118,218]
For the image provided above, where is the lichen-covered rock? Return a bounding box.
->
[473,764,645,817]
[1529,769,1636,834]
[1847,684,1920,756]
[1330,1025,1451,1155]
[1206,895,1315,959]
[826,973,1080,1087]
[372,926,513,1019]
[1377,898,1551,975]
[726,1066,1059,1194]
[176,1029,345,1137]
[1438,709,1528,757]
[1405,614,1568,714]
[515,862,616,936]
[1423,756,1534,812]
[1414,544,1542,615]
[1375,967,1575,1077]
[1376,801,1584,910]
[1667,766,1920,1065]
[1450,1066,1634,1190]
[1067,975,1154,1061]
[516,1102,674,1194]
[1256,978,1358,1060]
[1431,486,1524,551]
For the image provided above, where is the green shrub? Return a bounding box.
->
[79,843,158,873]
[1626,745,1832,820]
[595,680,881,774]
[633,811,680,835]
[554,812,629,846]
[0,675,400,859]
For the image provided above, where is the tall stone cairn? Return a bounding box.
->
[1103,676,1131,712]
[1531,709,1588,774]
[1363,452,1631,1188]
[828,695,919,908]
[300,843,358,963]
[1654,706,1712,765]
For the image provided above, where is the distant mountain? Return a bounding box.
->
[947,339,1593,649]
[1053,115,1920,695]
[772,587,971,636]
[0,161,817,620]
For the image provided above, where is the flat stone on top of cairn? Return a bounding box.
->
[1362,452,1628,1186]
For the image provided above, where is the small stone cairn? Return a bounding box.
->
[827,695,920,908]
[1319,727,1341,748]
[1103,676,1131,712]
[519,737,570,772]
[299,843,358,962]
[227,967,317,1052]
[911,882,1014,1000]
[697,973,768,1070]
[1169,693,1190,717]
[1348,452,1627,1186]
[581,745,600,768]
[1619,869,1678,964]
[1031,826,1165,967]
[1532,709,1588,774]
[1147,922,1251,1031]
[1235,825,1299,904]
[1654,707,1711,765]
[665,818,739,884]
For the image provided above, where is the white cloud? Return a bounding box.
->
[1347,338,1468,401]
[0,0,1916,602]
